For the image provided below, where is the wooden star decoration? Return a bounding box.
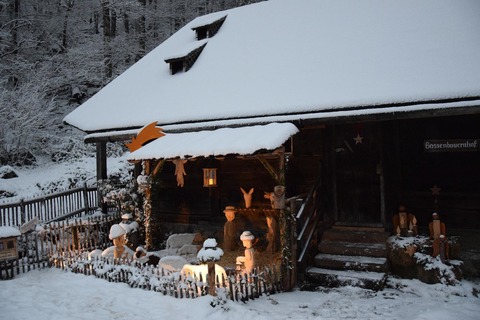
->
[430,184,441,196]
[353,133,364,144]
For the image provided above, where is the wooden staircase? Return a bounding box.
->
[305,225,389,291]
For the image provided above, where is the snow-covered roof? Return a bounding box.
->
[127,123,298,160]
[64,0,480,133]
[0,226,21,238]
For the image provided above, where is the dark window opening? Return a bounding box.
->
[165,43,207,75]
[192,15,227,40]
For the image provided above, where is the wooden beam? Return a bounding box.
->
[256,155,280,183]
[152,160,164,177]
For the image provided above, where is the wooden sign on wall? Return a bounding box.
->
[424,139,479,152]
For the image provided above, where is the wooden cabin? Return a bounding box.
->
[64,0,480,286]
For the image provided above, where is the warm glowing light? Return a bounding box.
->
[203,168,217,187]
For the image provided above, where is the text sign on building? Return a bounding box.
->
[424,139,479,152]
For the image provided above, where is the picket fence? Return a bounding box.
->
[0,213,284,302]
[0,214,120,280]
[51,253,283,302]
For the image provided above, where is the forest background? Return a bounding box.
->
[0,0,260,170]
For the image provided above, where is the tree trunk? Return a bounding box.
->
[11,0,20,55]
[123,13,130,34]
[136,0,146,62]
[101,0,113,80]
[62,2,74,50]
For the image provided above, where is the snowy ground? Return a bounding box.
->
[0,155,129,203]
[0,268,479,320]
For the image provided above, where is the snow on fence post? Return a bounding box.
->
[197,238,224,296]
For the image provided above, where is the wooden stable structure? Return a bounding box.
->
[123,113,480,234]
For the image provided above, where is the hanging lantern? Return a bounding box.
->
[203,168,217,187]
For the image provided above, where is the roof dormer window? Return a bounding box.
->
[164,42,207,75]
[191,15,227,40]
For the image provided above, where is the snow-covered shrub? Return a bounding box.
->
[210,288,230,310]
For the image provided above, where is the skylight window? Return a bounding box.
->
[191,15,227,40]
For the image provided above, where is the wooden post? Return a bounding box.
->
[72,225,78,252]
[96,141,107,213]
[143,160,153,250]
[83,183,90,215]
[378,127,386,228]
[20,199,26,225]
[207,262,216,296]
[331,125,339,221]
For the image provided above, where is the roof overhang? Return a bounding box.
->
[156,98,480,132]
[84,129,139,144]
[127,122,299,161]
[82,97,480,144]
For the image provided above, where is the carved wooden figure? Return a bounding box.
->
[264,185,286,209]
[172,159,187,187]
[266,212,279,253]
[109,224,127,259]
[240,187,254,208]
[429,212,449,260]
[236,231,255,274]
[223,206,237,252]
[392,205,417,237]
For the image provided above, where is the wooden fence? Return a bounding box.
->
[0,214,120,280]
[0,184,99,227]
[0,212,284,301]
[50,254,283,302]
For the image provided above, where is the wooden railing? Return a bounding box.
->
[291,176,323,279]
[0,184,99,227]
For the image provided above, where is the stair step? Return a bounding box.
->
[323,228,390,243]
[318,240,387,257]
[306,267,387,291]
[314,253,387,272]
[332,223,384,231]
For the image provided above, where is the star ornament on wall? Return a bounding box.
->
[430,184,441,196]
[353,133,364,144]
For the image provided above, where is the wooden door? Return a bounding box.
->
[333,123,382,225]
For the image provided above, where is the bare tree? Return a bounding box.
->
[0,0,262,165]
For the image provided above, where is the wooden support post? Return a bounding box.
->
[143,160,154,250]
[96,141,107,212]
[82,183,90,215]
[330,125,339,221]
[207,261,216,296]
